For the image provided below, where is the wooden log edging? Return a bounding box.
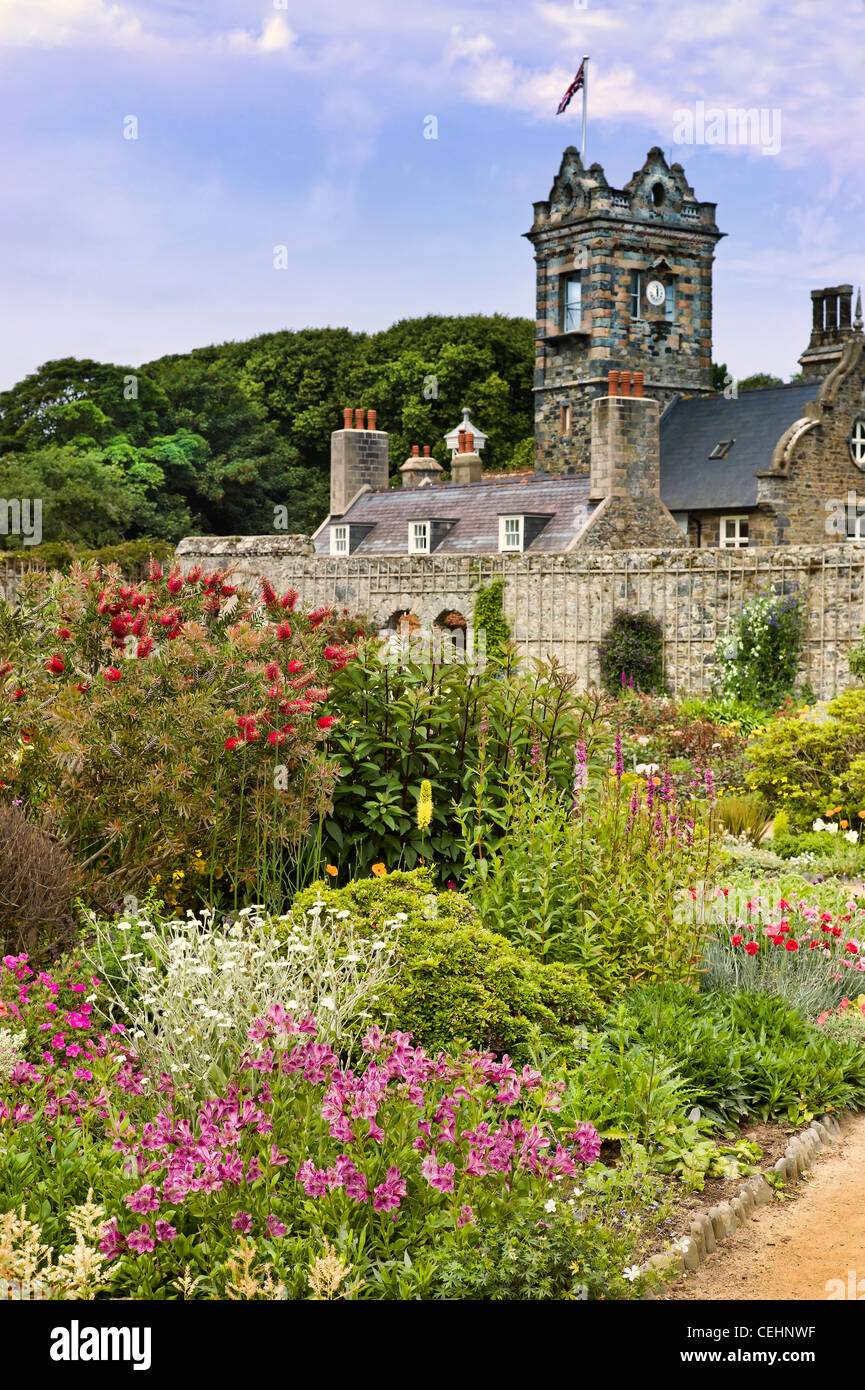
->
[642,1113,845,1287]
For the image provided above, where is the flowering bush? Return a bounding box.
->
[83,897,399,1100]
[0,999,643,1299]
[0,951,115,1072]
[0,561,366,915]
[713,585,806,708]
[598,609,665,695]
[460,737,719,996]
[699,889,865,1014]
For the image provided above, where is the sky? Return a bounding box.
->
[0,0,863,392]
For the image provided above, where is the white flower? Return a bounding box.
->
[623,1265,642,1282]
[812,818,827,832]
[544,1199,557,1213]
[827,823,839,835]
[845,830,859,844]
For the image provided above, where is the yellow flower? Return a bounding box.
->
[416,780,433,832]
[371,863,387,878]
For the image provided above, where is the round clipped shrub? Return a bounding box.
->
[598,609,664,695]
[287,868,604,1062]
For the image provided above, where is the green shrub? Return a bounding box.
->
[849,639,865,683]
[287,869,604,1062]
[473,579,510,664]
[745,688,865,830]
[12,538,176,581]
[713,586,806,707]
[598,610,664,695]
[716,792,770,846]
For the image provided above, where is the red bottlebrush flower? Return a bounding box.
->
[76,683,90,693]
[307,607,332,629]
[281,698,312,714]
[265,662,279,681]
[57,627,71,642]
[219,585,238,598]
[280,722,295,736]
[225,737,242,750]
[267,731,285,745]
[132,593,148,609]
[323,646,342,660]
[131,615,147,636]
[236,714,257,733]
[137,638,154,658]
[102,668,122,682]
[167,574,184,595]
[287,659,303,673]
[46,655,65,674]
[110,617,128,637]
[744,941,759,956]
[317,715,338,730]
[260,578,278,608]
[785,940,799,951]
[148,559,163,582]
[11,688,24,700]
[186,566,202,584]
[276,622,291,641]
[731,933,744,947]
[280,590,298,611]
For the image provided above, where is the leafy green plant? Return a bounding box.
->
[717,792,770,846]
[598,610,664,695]
[473,579,510,665]
[322,648,604,883]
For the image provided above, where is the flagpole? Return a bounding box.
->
[581,55,589,163]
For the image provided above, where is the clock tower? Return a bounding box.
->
[526,146,724,475]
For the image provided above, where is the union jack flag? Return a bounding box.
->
[556,60,585,115]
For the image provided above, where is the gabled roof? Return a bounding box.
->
[659,383,820,510]
[313,475,594,556]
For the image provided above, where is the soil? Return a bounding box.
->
[642,1121,798,1261]
[660,1111,865,1300]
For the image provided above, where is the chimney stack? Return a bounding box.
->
[400,445,443,489]
[330,406,389,515]
[582,389,685,548]
[799,284,860,379]
[451,429,482,485]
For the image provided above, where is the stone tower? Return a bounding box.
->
[526,146,724,474]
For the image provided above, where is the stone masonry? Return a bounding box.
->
[330,408,389,517]
[526,147,723,475]
[176,536,865,701]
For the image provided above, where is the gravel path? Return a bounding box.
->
[668,1113,865,1301]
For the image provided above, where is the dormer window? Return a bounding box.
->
[408,521,430,554]
[562,274,582,332]
[330,524,349,556]
[709,439,735,460]
[499,516,524,552]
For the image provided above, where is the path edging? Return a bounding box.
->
[641,1113,845,1288]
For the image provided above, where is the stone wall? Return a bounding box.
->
[176,536,865,700]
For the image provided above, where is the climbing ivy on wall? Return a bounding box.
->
[474,579,511,665]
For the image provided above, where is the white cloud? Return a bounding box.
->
[0,0,143,49]
[224,15,297,56]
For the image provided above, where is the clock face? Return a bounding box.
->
[646,279,667,308]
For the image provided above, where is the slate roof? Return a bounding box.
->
[313,474,594,555]
[659,383,820,511]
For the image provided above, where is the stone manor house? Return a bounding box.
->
[312,147,865,558]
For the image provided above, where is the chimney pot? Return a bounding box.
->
[343,407,353,430]
[633,371,644,398]
[458,429,467,453]
[354,408,365,430]
[423,445,430,457]
[367,408,377,431]
[412,445,420,457]
[608,370,619,397]
[620,371,631,398]
[465,431,474,451]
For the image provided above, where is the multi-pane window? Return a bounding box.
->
[499,516,524,552]
[408,521,429,554]
[330,524,348,555]
[630,270,643,320]
[562,275,582,332]
[719,515,749,549]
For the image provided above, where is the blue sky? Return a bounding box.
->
[0,0,862,392]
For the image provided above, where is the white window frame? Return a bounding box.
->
[499,515,524,553]
[330,524,349,556]
[408,520,430,554]
[719,514,750,549]
[665,278,676,324]
[630,270,643,321]
[562,274,582,332]
[850,418,865,467]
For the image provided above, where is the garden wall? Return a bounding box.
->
[175,537,864,699]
